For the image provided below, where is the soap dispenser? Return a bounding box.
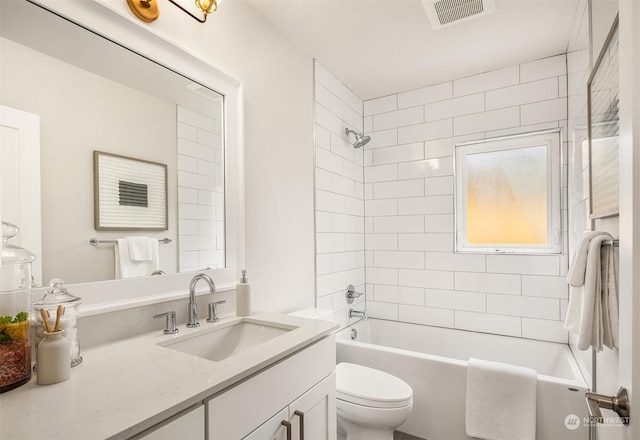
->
[236,269,252,316]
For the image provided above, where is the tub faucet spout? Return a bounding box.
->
[188,273,216,328]
[349,308,368,320]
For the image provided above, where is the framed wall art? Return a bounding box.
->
[93,151,168,230]
[588,15,619,219]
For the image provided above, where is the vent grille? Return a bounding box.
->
[422,0,495,29]
[435,0,484,25]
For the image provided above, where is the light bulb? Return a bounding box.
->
[195,0,217,14]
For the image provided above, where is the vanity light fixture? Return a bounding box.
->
[126,0,218,24]
[168,0,217,23]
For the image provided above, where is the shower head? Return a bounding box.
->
[345,128,371,149]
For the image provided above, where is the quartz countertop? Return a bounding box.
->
[0,312,338,440]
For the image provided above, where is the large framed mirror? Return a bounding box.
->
[0,0,243,312]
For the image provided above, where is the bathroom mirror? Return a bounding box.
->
[1,0,235,284]
[0,0,243,310]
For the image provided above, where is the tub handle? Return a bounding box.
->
[280,420,292,440]
[294,410,304,439]
[345,284,363,304]
[585,387,629,425]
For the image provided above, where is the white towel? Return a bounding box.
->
[565,231,619,351]
[465,358,537,440]
[115,238,159,279]
[126,236,154,262]
[567,231,607,287]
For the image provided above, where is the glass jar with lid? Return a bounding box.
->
[0,222,35,393]
[33,279,82,367]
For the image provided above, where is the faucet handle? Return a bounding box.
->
[153,311,179,335]
[345,284,363,304]
[207,300,226,323]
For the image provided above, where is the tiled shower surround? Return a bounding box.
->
[315,56,572,343]
[314,61,366,328]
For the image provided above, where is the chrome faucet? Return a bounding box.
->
[188,273,216,328]
[349,308,368,320]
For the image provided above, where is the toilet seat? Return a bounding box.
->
[336,362,413,409]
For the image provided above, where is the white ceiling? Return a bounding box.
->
[246,0,580,101]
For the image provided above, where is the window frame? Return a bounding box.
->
[454,129,562,255]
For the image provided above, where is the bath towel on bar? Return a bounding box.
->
[465,358,537,440]
[565,231,619,351]
[115,238,159,279]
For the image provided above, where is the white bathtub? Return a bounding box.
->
[336,319,589,440]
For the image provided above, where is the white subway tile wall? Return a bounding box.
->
[314,61,365,328]
[177,106,224,272]
[362,55,570,343]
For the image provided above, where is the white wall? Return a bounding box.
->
[203,2,316,313]
[313,60,365,328]
[362,56,570,343]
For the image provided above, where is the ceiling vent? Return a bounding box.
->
[422,0,496,30]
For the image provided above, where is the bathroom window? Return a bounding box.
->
[454,130,562,254]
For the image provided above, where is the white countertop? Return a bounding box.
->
[0,313,338,440]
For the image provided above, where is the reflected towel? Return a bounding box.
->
[465,358,537,440]
[126,236,155,262]
[565,231,618,351]
[115,238,159,279]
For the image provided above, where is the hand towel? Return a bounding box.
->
[565,231,618,351]
[115,238,159,279]
[601,244,619,349]
[465,358,537,440]
[567,231,607,287]
[125,236,154,262]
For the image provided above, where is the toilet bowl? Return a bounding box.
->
[336,362,413,440]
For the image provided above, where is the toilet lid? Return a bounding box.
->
[336,363,413,408]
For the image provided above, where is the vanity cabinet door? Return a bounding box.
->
[131,404,205,440]
[207,336,335,439]
[288,373,336,440]
[243,407,290,440]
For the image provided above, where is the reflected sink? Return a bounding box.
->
[159,319,297,362]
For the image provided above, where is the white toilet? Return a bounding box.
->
[336,362,413,440]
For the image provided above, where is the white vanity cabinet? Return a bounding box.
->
[244,374,336,440]
[207,336,336,440]
[131,404,205,440]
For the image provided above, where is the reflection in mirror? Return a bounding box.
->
[0,1,225,285]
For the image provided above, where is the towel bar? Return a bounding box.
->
[90,238,172,246]
[601,239,619,247]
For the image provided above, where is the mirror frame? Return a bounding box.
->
[23,0,245,315]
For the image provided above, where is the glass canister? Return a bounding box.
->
[33,279,82,367]
[0,222,35,393]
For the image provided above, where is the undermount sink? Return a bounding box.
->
[159,318,297,362]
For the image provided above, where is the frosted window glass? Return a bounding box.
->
[466,145,547,245]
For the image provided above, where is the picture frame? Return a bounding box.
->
[588,15,619,219]
[93,151,168,230]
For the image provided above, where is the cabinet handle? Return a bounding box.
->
[294,410,304,440]
[281,420,292,440]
